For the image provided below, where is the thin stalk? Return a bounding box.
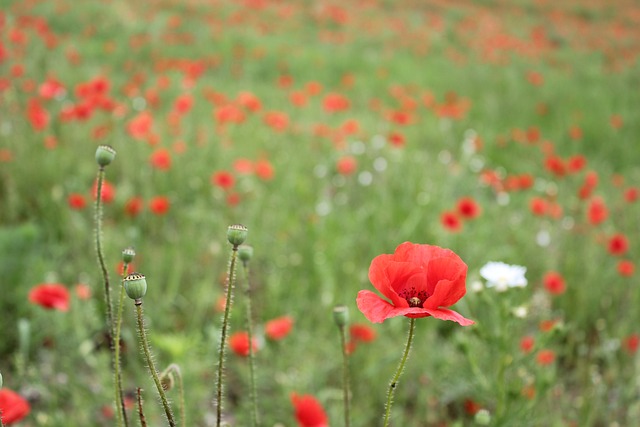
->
[338,324,351,427]
[242,261,259,427]
[215,247,239,427]
[114,262,130,427]
[383,318,416,427]
[136,387,147,427]
[135,302,176,427]
[161,364,186,427]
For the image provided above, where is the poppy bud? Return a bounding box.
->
[95,145,116,167]
[124,273,147,300]
[160,371,174,391]
[227,224,248,247]
[122,247,136,264]
[333,305,349,327]
[238,245,253,263]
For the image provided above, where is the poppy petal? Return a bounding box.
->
[422,307,474,325]
[356,290,423,323]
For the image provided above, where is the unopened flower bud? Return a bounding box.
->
[95,145,116,167]
[475,409,491,425]
[227,224,248,247]
[124,273,147,300]
[122,247,136,264]
[160,372,175,391]
[238,245,253,263]
[333,305,349,327]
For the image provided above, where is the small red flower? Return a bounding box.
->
[356,242,473,325]
[617,260,635,277]
[233,158,254,174]
[543,271,566,295]
[125,196,144,217]
[456,196,481,220]
[93,179,115,203]
[463,398,481,416]
[536,349,556,366]
[149,196,170,215]
[624,187,639,203]
[520,335,535,353]
[349,323,377,342]
[149,148,172,170]
[623,333,640,354]
[336,156,357,176]
[254,159,274,181]
[0,388,30,424]
[265,316,294,340]
[323,92,350,113]
[587,197,608,225]
[441,211,462,232]
[229,331,258,357]
[608,233,629,256]
[75,283,92,300]
[291,393,328,427]
[28,283,70,311]
[67,193,87,210]
[211,171,235,190]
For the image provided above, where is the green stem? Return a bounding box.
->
[161,364,186,427]
[114,263,130,427]
[215,247,239,427]
[136,387,147,427]
[243,262,259,427]
[135,302,176,427]
[383,318,416,427]
[339,324,351,427]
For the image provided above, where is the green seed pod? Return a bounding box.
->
[237,245,253,263]
[474,409,491,425]
[124,273,147,300]
[122,247,136,264]
[227,224,248,247]
[95,145,116,167]
[333,305,349,327]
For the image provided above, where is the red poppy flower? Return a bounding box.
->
[233,158,254,175]
[291,393,328,427]
[456,196,482,220]
[28,283,70,311]
[587,197,608,225]
[617,260,635,277]
[543,271,566,295]
[623,334,640,354]
[323,92,350,113]
[254,159,274,181]
[211,171,235,190]
[265,316,294,340]
[229,331,258,357]
[520,335,535,353]
[440,211,462,232]
[536,349,556,366]
[125,196,143,217]
[0,388,30,424]
[149,196,170,215]
[67,193,87,210]
[356,242,473,325]
[624,187,639,203]
[27,98,49,131]
[92,179,115,203]
[608,233,629,256]
[349,323,376,342]
[336,156,357,176]
[149,148,172,170]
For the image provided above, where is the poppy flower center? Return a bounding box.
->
[398,287,429,308]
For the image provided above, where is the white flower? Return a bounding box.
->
[479,261,527,292]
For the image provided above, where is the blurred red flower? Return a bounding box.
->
[323,92,350,112]
[617,260,635,277]
[237,91,262,112]
[211,171,235,189]
[356,242,472,325]
[173,94,193,115]
[607,233,629,256]
[125,196,144,217]
[624,187,639,203]
[27,98,49,131]
[349,323,376,342]
[93,179,115,203]
[543,271,566,295]
[263,111,289,132]
[67,193,87,210]
[265,316,294,340]
[336,156,357,176]
[233,158,254,175]
[291,393,328,427]
[229,331,258,357]
[456,196,482,220]
[441,211,462,232]
[623,333,640,354]
[0,388,30,424]
[149,196,170,215]
[28,283,70,311]
[536,349,556,365]
[520,335,535,353]
[149,148,172,170]
[587,197,608,225]
[254,159,274,181]
[388,131,405,147]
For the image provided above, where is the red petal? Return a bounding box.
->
[356,290,420,323]
[423,307,474,325]
[426,256,467,306]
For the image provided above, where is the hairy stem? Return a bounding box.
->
[339,324,351,427]
[383,318,416,427]
[242,262,259,427]
[135,302,176,427]
[113,262,130,427]
[136,388,147,427]
[215,247,238,427]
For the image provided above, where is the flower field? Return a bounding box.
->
[1,0,640,425]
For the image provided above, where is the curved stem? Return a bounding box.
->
[161,364,186,427]
[243,262,259,427]
[383,318,416,427]
[339,324,351,427]
[215,247,239,427]
[135,302,176,427]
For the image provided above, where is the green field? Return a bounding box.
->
[1,0,640,425]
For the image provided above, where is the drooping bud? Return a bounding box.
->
[160,371,175,391]
[122,247,136,264]
[95,145,116,167]
[227,224,248,247]
[124,273,148,300]
[333,305,349,327]
[238,245,253,264]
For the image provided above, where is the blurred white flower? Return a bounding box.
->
[479,262,527,292]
